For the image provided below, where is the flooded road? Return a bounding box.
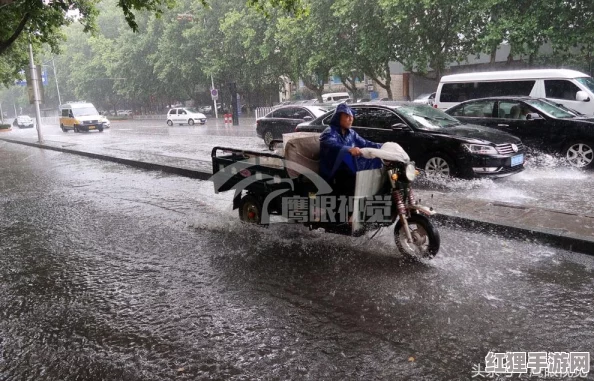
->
[7,119,594,216]
[1,142,593,380]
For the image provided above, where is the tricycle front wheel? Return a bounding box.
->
[394,213,440,260]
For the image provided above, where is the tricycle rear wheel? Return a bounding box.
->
[395,213,440,260]
[238,194,263,224]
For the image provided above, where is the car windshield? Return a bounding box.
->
[575,77,594,93]
[396,105,461,129]
[525,99,575,119]
[72,107,99,116]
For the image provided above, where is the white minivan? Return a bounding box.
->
[435,69,594,116]
[321,92,350,103]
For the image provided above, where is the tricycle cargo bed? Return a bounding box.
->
[211,146,291,194]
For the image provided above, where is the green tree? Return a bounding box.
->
[380,0,485,80]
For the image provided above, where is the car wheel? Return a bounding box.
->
[423,154,455,177]
[74,126,79,133]
[188,119,195,126]
[564,141,594,169]
[263,130,274,146]
[167,120,173,126]
[61,124,67,132]
[98,126,104,132]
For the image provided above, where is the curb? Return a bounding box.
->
[2,136,593,256]
[433,213,594,256]
[0,137,212,181]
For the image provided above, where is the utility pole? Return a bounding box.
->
[28,41,43,143]
[211,74,218,119]
[0,102,3,124]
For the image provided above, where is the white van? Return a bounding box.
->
[322,92,350,102]
[435,69,594,116]
[59,102,109,132]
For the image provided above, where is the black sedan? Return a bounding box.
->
[256,105,328,146]
[445,97,594,169]
[296,102,526,178]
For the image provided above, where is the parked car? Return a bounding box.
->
[445,96,594,169]
[295,102,526,178]
[15,115,34,128]
[256,105,329,146]
[414,92,436,106]
[166,107,207,126]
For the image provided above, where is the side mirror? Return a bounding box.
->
[576,91,590,102]
[526,113,543,120]
[391,123,409,130]
[303,116,313,121]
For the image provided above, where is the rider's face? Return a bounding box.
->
[340,113,353,129]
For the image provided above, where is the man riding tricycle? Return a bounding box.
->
[210,103,440,260]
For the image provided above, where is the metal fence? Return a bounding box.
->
[255,107,274,119]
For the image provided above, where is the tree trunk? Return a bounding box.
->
[490,44,498,65]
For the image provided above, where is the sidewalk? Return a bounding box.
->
[1,135,593,255]
[415,189,594,255]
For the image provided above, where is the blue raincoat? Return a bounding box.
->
[319,103,383,183]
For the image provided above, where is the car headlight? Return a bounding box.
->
[462,143,498,155]
[405,163,417,181]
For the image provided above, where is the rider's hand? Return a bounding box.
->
[349,147,362,156]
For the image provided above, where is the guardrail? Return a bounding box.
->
[41,116,59,125]
[132,114,167,120]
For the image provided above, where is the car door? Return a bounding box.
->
[269,107,291,138]
[447,100,497,128]
[178,109,188,123]
[495,100,552,150]
[287,107,313,133]
[168,109,177,122]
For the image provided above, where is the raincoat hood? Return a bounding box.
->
[329,103,355,127]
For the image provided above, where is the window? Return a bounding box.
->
[545,80,581,100]
[575,77,594,93]
[498,101,531,120]
[364,108,403,129]
[179,109,187,115]
[169,109,177,115]
[440,81,536,102]
[62,109,70,117]
[452,100,495,118]
[272,107,293,118]
[292,108,310,119]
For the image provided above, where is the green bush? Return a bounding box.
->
[0,124,11,130]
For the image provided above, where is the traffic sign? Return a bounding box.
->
[211,88,218,100]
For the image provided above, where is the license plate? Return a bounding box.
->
[88,125,95,129]
[511,154,524,167]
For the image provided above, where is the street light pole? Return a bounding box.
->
[211,74,218,119]
[28,41,43,143]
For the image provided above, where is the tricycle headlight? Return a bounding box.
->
[405,163,417,181]
[462,143,498,155]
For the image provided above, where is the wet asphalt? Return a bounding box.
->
[1,141,593,380]
[7,119,594,215]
